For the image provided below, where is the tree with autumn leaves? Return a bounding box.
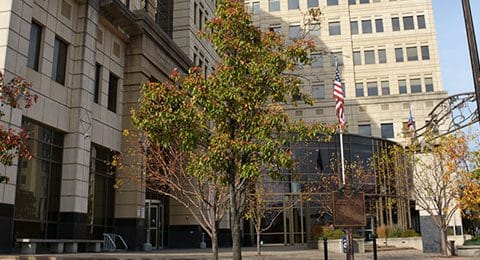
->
[377,132,480,256]
[130,1,332,259]
[0,72,37,183]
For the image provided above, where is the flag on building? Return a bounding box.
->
[407,106,416,138]
[407,106,415,131]
[333,62,346,129]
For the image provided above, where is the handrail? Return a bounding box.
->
[103,233,117,251]
[116,234,128,251]
[103,233,128,251]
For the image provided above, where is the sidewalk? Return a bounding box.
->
[0,245,476,260]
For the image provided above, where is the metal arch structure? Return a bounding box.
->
[415,92,479,139]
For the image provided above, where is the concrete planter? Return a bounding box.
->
[378,237,423,250]
[457,246,480,257]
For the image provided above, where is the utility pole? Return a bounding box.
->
[461,0,480,118]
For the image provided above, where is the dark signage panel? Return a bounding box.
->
[332,190,367,227]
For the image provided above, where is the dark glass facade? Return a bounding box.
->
[243,134,413,244]
[87,144,116,239]
[14,119,64,239]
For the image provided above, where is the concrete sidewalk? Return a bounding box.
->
[0,245,476,260]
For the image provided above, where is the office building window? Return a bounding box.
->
[94,63,102,104]
[398,79,407,94]
[330,52,343,66]
[14,119,64,239]
[425,77,434,92]
[367,82,378,96]
[375,18,384,33]
[381,80,390,95]
[403,16,414,30]
[395,48,404,62]
[27,21,42,71]
[417,15,426,29]
[381,123,394,138]
[327,0,339,5]
[269,0,280,12]
[358,124,372,136]
[392,17,400,31]
[421,46,430,60]
[348,0,356,4]
[311,53,323,67]
[350,21,359,35]
[194,3,197,24]
[353,51,361,65]
[360,0,370,3]
[155,0,174,37]
[252,2,260,14]
[107,72,118,113]
[288,0,299,9]
[362,20,372,34]
[312,84,325,99]
[364,50,375,64]
[308,0,319,8]
[289,25,301,39]
[406,47,418,61]
[52,37,68,85]
[88,144,116,238]
[355,83,364,97]
[378,49,387,63]
[410,78,422,93]
[329,22,341,35]
[270,25,281,34]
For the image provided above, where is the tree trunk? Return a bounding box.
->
[256,227,261,256]
[230,179,242,260]
[212,223,219,260]
[440,227,448,256]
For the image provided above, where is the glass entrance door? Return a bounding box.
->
[145,200,164,248]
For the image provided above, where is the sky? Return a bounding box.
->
[433,0,480,95]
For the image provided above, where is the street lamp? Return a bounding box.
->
[461,0,480,120]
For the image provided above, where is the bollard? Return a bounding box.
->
[372,235,378,260]
[323,237,328,260]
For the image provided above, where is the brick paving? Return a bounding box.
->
[0,245,476,260]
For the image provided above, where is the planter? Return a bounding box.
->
[457,246,480,257]
[378,236,422,250]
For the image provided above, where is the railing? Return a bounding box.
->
[103,233,128,251]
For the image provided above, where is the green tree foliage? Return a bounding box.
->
[0,72,37,183]
[131,1,333,258]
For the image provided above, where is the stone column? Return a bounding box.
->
[58,1,98,239]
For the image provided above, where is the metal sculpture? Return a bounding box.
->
[415,92,479,139]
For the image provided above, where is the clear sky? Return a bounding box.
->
[433,0,480,95]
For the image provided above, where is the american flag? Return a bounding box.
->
[407,106,415,131]
[333,61,346,128]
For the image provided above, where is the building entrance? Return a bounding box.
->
[145,200,164,248]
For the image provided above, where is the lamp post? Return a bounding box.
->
[461,0,480,118]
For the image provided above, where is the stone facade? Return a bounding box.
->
[0,0,193,252]
[246,0,448,145]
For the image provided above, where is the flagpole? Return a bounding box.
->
[340,127,346,186]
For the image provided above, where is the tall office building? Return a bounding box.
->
[243,0,466,252]
[0,0,219,252]
[246,0,447,144]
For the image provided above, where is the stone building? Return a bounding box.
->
[243,0,464,251]
[0,0,465,253]
[0,0,217,252]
